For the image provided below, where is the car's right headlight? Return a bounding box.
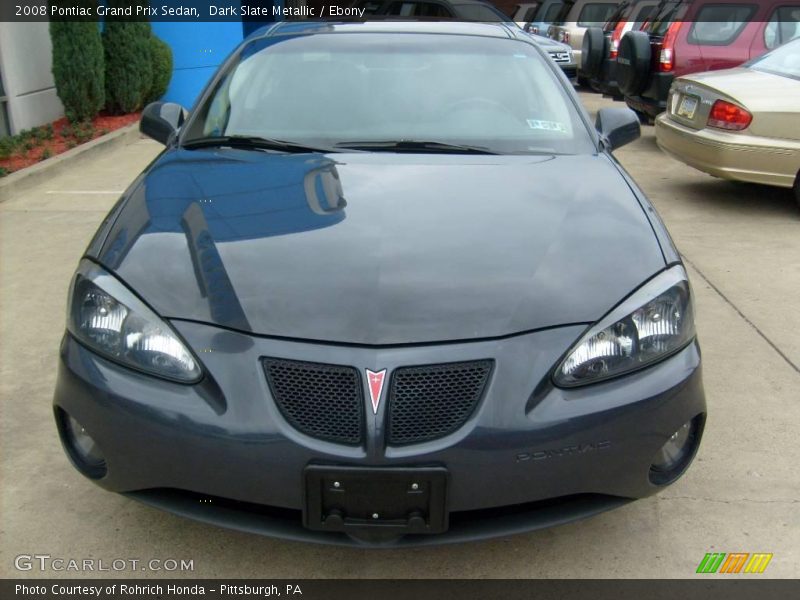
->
[67,260,202,383]
[554,266,695,387]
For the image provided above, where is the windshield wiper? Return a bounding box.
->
[182,135,337,154]
[334,140,499,155]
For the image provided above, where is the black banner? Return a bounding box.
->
[5,1,800,23]
[3,580,800,600]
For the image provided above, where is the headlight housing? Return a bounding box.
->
[554,266,695,387]
[67,261,202,383]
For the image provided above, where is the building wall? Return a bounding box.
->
[151,21,247,109]
[0,22,64,135]
[152,1,285,109]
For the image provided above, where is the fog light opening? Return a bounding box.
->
[649,415,704,485]
[56,408,107,479]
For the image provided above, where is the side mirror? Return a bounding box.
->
[595,107,641,151]
[140,102,187,145]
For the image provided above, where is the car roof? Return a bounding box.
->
[245,20,520,42]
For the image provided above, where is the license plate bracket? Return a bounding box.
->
[304,465,448,535]
[677,94,699,119]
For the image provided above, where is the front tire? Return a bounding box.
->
[794,171,800,211]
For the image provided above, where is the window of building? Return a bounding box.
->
[0,68,10,137]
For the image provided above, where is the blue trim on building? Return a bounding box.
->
[151,1,284,108]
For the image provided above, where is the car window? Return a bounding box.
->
[187,33,596,156]
[522,6,540,21]
[577,3,617,27]
[631,3,656,26]
[604,1,634,30]
[687,4,757,46]
[540,1,564,22]
[764,6,800,49]
[750,38,800,78]
[550,0,574,25]
[644,1,688,37]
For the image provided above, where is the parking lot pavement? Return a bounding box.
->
[1,95,798,579]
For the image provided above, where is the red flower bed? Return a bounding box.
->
[0,111,140,175]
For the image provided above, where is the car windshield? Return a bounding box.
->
[183,32,595,155]
[749,38,800,80]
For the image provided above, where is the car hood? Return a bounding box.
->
[97,149,665,345]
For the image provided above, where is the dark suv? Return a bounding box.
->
[613,0,800,120]
[581,0,659,97]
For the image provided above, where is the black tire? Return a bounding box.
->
[577,74,591,88]
[617,31,652,97]
[794,172,800,211]
[581,27,605,80]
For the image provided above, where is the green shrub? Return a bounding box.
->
[145,34,173,104]
[49,1,105,122]
[0,137,17,159]
[40,148,53,161]
[44,124,55,140]
[73,122,96,143]
[0,167,8,178]
[103,2,153,114]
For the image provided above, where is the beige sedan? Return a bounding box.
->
[656,38,800,208]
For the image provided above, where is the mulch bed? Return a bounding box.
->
[0,111,141,175]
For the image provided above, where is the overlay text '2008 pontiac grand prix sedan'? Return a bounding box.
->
[54,20,706,546]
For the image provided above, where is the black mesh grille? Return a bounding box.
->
[262,358,364,446]
[387,360,493,446]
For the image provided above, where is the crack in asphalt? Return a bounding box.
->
[683,256,800,377]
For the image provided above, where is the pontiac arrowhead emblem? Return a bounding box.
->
[366,369,387,414]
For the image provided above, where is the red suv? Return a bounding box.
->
[616,0,800,120]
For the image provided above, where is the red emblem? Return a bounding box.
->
[366,369,387,414]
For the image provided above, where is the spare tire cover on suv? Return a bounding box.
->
[617,31,652,96]
[581,27,605,79]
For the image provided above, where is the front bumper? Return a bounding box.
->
[560,64,578,79]
[54,320,705,545]
[656,115,799,188]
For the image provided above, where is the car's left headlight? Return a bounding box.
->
[67,260,202,383]
[554,265,695,387]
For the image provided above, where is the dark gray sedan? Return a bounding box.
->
[54,21,706,546]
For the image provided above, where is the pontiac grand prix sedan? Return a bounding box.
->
[54,21,706,546]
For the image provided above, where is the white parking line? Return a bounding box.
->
[45,190,124,194]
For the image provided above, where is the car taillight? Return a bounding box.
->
[560,30,570,44]
[610,21,627,59]
[659,21,683,72]
[707,100,752,131]
[531,25,539,34]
